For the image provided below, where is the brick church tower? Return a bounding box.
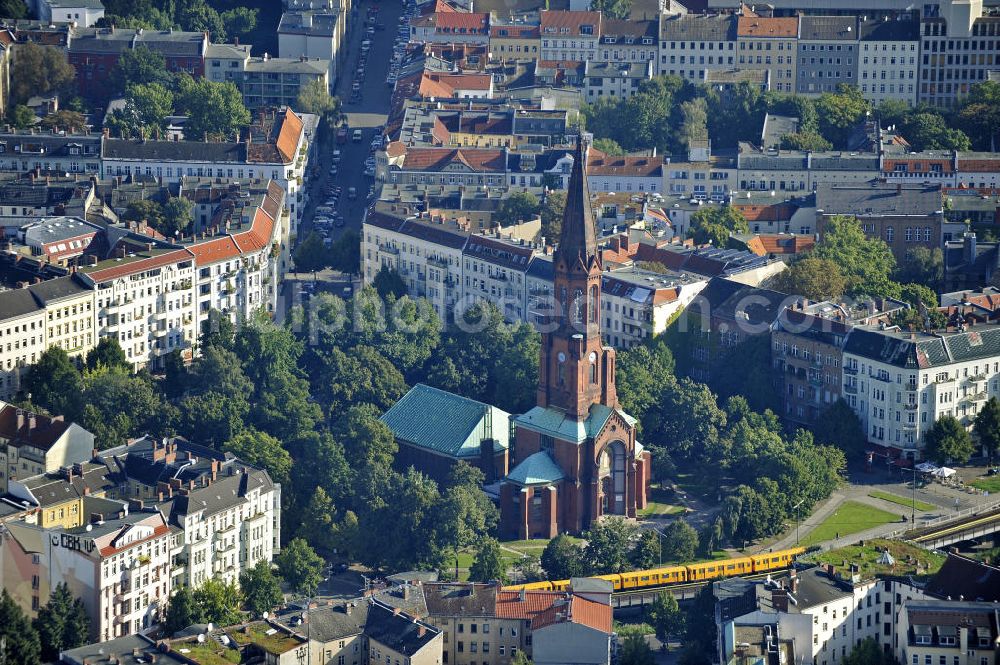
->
[499,138,650,539]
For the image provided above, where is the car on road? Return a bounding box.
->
[348,186,357,199]
[352,129,363,142]
[336,127,348,143]
[332,149,342,162]
[329,165,338,176]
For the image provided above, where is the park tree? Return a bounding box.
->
[958,82,1000,150]
[924,415,975,465]
[496,191,540,226]
[897,247,944,290]
[541,534,583,580]
[121,199,166,229]
[224,429,293,486]
[81,365,163,448]
[582,517,638,575]
[435,463,499,558]
[646,590,685,640]
[329,230,361,274]
[357,468,444,571]
[86,336,130,371]
[469,537,507,583]
[661,519,698,563]
[770,257,846,300]
[39,110,87,133]
[240,561,284,617]
[193,579,243,627]
[590,0,631,18]
[276,538,325,596]
[975,397,1000,463]
[0,0,27,18]
[779,131,832,152]
[812,215,897,298]
[293,231,328,273]
[615,339,675,422]
[177,0,226,39]
[109,82,174,139]
[900,112,971,151]
[540,190,566,241]
[592,137,625,155]
[814,85,869,148]
[814,400,867,460]
[619,633,655,665]
[162,196,194,237]
[630,530,662,570]
[163,585,197,635]
[0,590,41,665]
[706,81,766,148]
[511,652,534,665]
[373,265,407,300]
[320,345,407,413]
[221,7,258,42]
[296,486,339,552]
[296,79,344,126]
[11,43,75,105]
[677,98,709,146]
[112,46,173,91]
[9,104,35,129]
[175,76,250,140]
[876,98,911,128]
[689,205,749,247]
[33,583,90,661]
[23,346,82,416]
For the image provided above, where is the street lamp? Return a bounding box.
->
[911,457,917,524]
[791,499,805,546]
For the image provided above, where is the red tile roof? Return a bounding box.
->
[434,11,489,32]
[98,523,170,558]
[958,158,1000,172]
[275,109,303,163]
[490,24,540,38]
[883,157,955,173]
[744,234,815,256]
[587,149,662,177]
[85,249,193,283]
[731,202,797,222]
[401,147,506,172]
[419,72,492,97]
[540,10,601,35]
[496,590,561,620]
[737,16,798,38]
[532,596,612,633]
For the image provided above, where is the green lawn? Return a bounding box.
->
[801,500,903,546]
[637,501,687,518]
[502,536,583,557]
[868,490,935,512]
[803,539,945,580]
[970,476,1000,493]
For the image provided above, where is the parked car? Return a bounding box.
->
[352,129,363,142]
[348,186,357,199]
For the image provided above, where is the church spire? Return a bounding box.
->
[555,136,598,272]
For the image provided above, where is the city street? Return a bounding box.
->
[298,0,401,244]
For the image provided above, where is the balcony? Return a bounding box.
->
[808,375,824,387]
[905,381,918,391]
[971,374,987,382]
[844,384,858,395]
[904,403,918,411]
[844,366,858,375]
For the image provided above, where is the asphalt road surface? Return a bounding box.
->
[298,0,401,245]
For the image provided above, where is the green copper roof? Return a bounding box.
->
[515,403,636,443]
[506,451,565,486]
[380,383,511,458]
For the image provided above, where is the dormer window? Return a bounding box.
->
[580,24,594,35]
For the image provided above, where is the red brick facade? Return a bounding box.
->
[500,139,649,539]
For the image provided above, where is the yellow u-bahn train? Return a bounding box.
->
[503,546,806,593]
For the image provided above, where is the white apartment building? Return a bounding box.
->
[736,16,799,94]
[278,11,343,88]
[897,600,1000,665]
[35,0,104,27]
[363,209,706,347]
[598,19,658,64]
[665,141,737,201]
[919,0,1000,108]
[539,11,602,62]
[101,108,312,237]
[858,18,920,107]
[842,324,1000,460]
[0,287,50,399]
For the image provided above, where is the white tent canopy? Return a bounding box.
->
[933,467,957,478]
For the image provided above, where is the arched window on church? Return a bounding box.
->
[559,287,568,320]
[591,360,598,384]
[557,354,566,385]
[589,285,598,324]
[573,288,584,324]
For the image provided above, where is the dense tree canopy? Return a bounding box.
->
[11,43,75,105]
[924,415,975,465]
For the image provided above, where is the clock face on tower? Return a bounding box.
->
[589,352,597,362]
[557,352,566,362]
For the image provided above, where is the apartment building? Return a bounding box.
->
[664,141,737,202]
[598,19,658,63]
[67,27,208,96]
[736,17,799,93]
[205,44,330,110]
[0,435,281,641]
[410,10,491,45]
[277,11,344,89]
[719,566,933,665]
[657,14,737,81]
[897,600,1000,665]
[815,182,945,261]
[539,11,602,62]
[35,0,104,26]
[858,17,920,106]
[383,146,508,187]
[582,60,655,101]
[919,0,1000,108]
[489,21,540,61]
[0,130,102,175]
[101,108,311,234]
[842,322,1000,460]
[796,16,859,95]
[0,402,93,493]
